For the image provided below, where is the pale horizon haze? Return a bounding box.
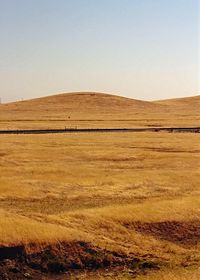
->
[0,0,199,103]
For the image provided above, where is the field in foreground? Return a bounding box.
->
[0,131,200,279]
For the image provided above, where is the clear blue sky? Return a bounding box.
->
[0,0,199,102]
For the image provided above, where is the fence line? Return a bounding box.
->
[0,127,199,135]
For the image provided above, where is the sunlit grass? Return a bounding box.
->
[0,131,199,277]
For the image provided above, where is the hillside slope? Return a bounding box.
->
[155,95,200,110]
[0,92,199,129]
[0,92,162,118]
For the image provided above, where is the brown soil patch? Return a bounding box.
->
[126,220,200,246]
[0,241,160,279]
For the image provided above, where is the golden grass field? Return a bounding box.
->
[0,92,200,129]
[0,92,200,279]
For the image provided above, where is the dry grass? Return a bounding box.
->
[0,92,200,278]
[136,267,200,280]
[0,209,83,245]
[52,266,200,279]
[0,92,199,129]
[0,132,199,266]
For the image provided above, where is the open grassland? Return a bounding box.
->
[0,92,200,278]
[0,131,200,278]
[0,93,199,129]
